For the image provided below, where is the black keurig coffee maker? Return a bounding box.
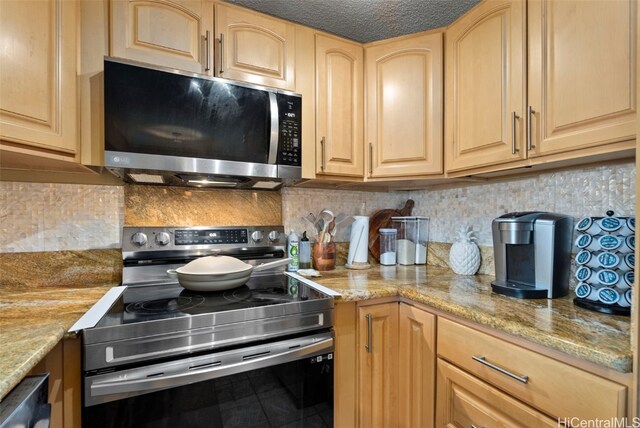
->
[491,212,573,298]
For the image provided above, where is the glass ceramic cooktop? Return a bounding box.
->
[95,274,321,327]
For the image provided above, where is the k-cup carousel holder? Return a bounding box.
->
[573,211,634,316]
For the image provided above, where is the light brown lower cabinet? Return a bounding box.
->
[436,358,557,427]
[357,302,399,427]
[28,338,82,428]
[399,303,436,428]
[335,301,629,427]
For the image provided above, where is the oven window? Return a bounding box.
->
[84,354,333,428]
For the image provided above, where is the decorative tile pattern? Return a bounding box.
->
[283,162,635,248]
[411,162,636,246]
[0,182,124,252]
[1,162,634,254]
[281,187,412,242]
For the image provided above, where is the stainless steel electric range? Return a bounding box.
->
[79,226,334,428]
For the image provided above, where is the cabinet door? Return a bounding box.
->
[445,0,526,173]
[527,0,636,157]
[398,304,435,428]
[110,0,213,74]
[215,4,295,90]
[0,0,78,160]
[358,303,399,427]
[366,32,443,178]
[436,359,558,428]
[315,34,364,177]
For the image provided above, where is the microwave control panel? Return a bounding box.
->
[277,95,301,167]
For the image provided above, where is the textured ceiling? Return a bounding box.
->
[223,0,481,43]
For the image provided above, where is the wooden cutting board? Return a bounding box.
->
[368,199,415,260]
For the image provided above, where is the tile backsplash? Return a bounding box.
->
[411,162,636,246]
[0,182,124,252]
[282,162,636,246]
[0,161,635,253]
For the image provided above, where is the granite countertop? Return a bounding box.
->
[0,265,632,401]
[303,265,632,374]
[0,286,113,400]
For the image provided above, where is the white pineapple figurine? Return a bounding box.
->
[449,226,481,275]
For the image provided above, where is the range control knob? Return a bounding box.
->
[131,232,148,247]
[251,231,264,243]
[268,230,280,242]
[155,232,171,246]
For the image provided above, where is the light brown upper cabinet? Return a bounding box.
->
[365,32,444,178]
[215,4,296,90]
[445,0,526,173]
[110,0,214,74]
[0,0,79,163]
[527,0,636,157]
[446,0,636,175]
[315,34,364,177]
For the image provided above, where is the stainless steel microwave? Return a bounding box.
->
[103,57,302,189]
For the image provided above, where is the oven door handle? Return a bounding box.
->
[89,336,333,401]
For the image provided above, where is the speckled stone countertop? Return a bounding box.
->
[0,286,113,400]
[304,265,632,373]
[0,263,632,401]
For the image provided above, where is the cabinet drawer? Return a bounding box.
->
[437,318,626,420]
[437,359,557,428]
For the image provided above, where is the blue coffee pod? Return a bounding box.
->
[575,283,598,301]
[624,271,634,288]
[598,235,622,251]
[620,235,635,253]
[597,287,620,305]
[575,266,594,283]
[598,217,622,233]
[576,217,601,235]
[575,250,597,267]
[575,234,599,251]
[596,252,620,269]
[596,269,620,287]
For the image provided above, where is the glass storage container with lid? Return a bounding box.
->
[379,228,397,265]
[415,216,429,264]
[391,216,417,265]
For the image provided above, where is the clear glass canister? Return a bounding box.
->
[391,216,417,265]
[379,228,397,265]
[415,216,430,265]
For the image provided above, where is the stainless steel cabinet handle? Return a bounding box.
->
[368,142,373,176]
[511,111,520,155]
[365,313,373,353]
[472,355,529,384]
[527,105,535,151]
[471,425,484,428]
[218,33,225,75]
[204,30,211,71]
[320,137,326,171]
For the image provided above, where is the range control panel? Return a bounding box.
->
[123,226,285,253]
[175,229,248,245]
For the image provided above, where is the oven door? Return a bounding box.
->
[83,332,334,428]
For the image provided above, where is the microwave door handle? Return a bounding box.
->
[89,337,333,400]
[268,92,279,164]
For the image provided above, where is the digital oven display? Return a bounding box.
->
[175,229,248,245]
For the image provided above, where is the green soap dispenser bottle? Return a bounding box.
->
[287,230,299,272]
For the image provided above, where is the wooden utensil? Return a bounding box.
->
[368,199,415,260]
